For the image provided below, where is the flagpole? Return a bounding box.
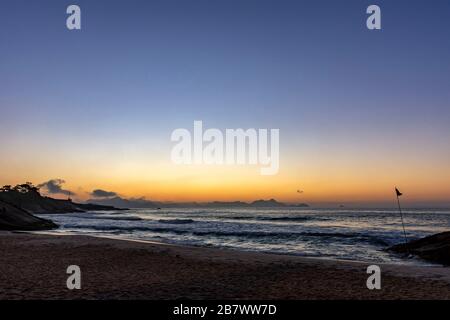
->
[396,190,408,247]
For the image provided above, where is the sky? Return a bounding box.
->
[1,0,450,207]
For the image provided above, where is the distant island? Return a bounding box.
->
[88,196,309,209]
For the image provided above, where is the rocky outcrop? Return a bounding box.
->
[0,183,126,231]
[0,200,58,231]
[0,185,82,214]
[389,231,450,266]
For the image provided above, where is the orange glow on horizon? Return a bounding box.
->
[1,143,449,205]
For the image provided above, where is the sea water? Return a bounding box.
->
[38,208,450,265]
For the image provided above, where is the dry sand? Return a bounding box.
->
[1,231,449,300]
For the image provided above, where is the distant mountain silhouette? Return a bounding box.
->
[86,196,158,209]
[87,196,309,209]
[251,199,286,207]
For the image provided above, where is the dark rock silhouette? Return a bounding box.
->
[0,200,57,231]
[0,183,125,231]
[389,231,450,266]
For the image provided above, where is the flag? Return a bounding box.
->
[395,187,402,197]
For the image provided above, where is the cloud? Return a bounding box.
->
[37,179,74,196]
[90,189,118,198]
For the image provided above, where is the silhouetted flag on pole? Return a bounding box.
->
[395,187,408,246]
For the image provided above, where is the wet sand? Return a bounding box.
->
[1,231,449,300]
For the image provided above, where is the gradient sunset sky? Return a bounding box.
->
[1,0,449,206]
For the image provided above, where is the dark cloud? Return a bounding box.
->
[37,179,74,196]
[90,189,118,198]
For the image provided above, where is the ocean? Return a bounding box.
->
[37,208,450,265]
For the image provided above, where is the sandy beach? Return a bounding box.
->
[1,231,449,300]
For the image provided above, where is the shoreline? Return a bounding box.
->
[28,229,446,269]
[27,229,443,267]
[1,231,450,299]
